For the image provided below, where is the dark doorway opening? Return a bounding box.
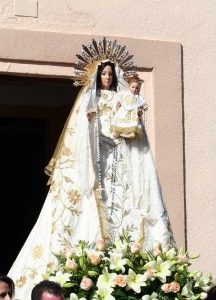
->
[0,75,80,273]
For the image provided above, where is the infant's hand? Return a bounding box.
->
[87,108,97,121]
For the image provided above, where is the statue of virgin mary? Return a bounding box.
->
[8,38,176,300]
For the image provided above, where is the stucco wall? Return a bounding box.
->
[1,0,216,277]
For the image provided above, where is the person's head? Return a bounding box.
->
[96,61,118,91]
[206,285,216,300]
[31,281,64,300]
[0,274,15,300]
[128,78,141,95]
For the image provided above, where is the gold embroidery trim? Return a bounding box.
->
[93,185,110,242]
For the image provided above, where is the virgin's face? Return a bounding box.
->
[0,282,11,300]
[100,65,113,90]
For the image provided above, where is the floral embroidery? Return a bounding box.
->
[16,276,27,288]
[46,262,57,273]
[69,189,81,205]
[31,245,44,260]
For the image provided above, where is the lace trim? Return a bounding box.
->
[93,184,110,242]
[110,124,142,136]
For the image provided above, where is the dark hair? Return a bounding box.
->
[0,274,15,298]
[206,285,216,300]
[31,280,64,300]
[96,61,118,91]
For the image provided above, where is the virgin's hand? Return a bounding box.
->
[87,108,97,120]
[137,108,143,118]
[117,101,121,107]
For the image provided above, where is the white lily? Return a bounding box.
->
[92,294,99,300]
[164,247,176,260]
[96,286,115,300]
[200,292,208,299]
[126,269,147,293]
[70,293,78,300]
[194,272,211,292]
[114,239,128,256]
[142,292,158,300]
[49,270,71,285]
[147,256,171,283]
[96,267,117,288]
[181,281,194,298]
[109,251,128,273]
[70,293,87,300]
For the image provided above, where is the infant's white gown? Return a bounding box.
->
[8,59,176,300]
[111,90,148,138]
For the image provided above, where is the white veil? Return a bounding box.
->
[45,60,129,198]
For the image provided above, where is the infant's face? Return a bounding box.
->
[129,82,140,94]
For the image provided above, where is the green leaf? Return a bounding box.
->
[174,273,180,281]
[128,296,139,300]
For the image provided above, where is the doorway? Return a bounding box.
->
[0,75,80,273]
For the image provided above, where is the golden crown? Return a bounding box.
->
[72,37,138,86]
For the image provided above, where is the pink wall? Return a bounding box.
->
[1,0,216,278]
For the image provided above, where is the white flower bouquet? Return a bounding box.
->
[43,232,213,300]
